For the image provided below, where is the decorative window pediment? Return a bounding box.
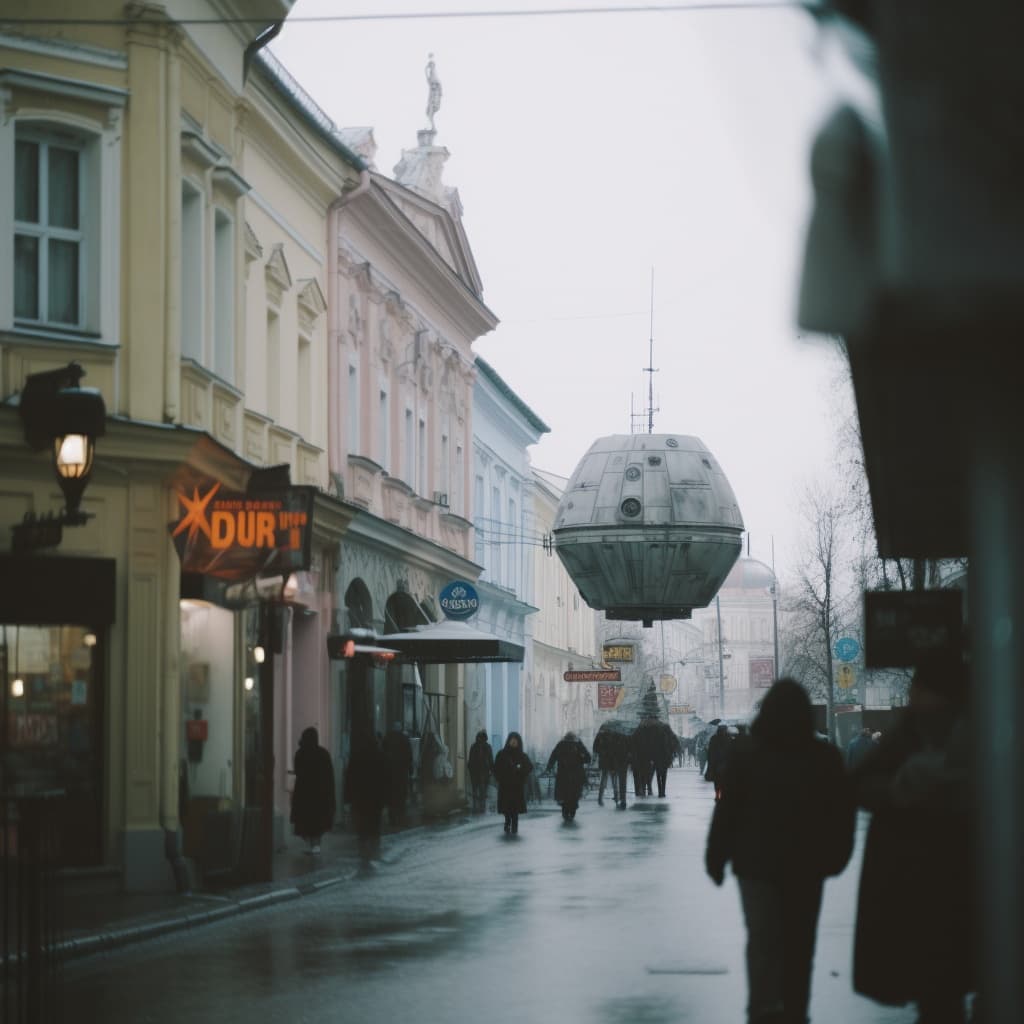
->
[181,128,222,170]
[212,164,251,201]
[265,242,292,305]
[296,278,327,332]
[244,221,263,265]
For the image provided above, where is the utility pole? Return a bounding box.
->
[716,594,725,717]
[771,536,780,681]
[644,267,658,434]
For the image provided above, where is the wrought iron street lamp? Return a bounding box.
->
[12,362,106,551]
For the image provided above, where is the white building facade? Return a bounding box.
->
[690,556,779,722]
[526,470,603,758]
[467,358,548,752]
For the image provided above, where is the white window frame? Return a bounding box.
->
[180,179,205,364]
[347,360,360,454]
[213,206,235,382]
[5,114,118,341]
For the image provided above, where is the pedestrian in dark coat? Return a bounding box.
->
[851,658,976,1021]
[704,724,733,800]
[493,731,532,835]
[846,727,875,772]
[290,726,336,854]
[705,679,855,1024]
[382,721,414,826]
[343,733,389,866]
[467,729,494,814]
[593,723,630,808]
[546,732,592,821]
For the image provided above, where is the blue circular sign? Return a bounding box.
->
[438,580,480,621]
[833,637,860,662]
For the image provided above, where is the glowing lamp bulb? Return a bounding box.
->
[253,645,266,664]
[244,676,255,692]
[11,678,25,698]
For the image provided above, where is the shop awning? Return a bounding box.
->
[382,621,525,664]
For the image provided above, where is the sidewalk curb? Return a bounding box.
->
[56,811,489,963]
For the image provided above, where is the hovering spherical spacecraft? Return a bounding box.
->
[552,434,744,626]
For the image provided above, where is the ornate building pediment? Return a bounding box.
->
[265,243,293,305]
[297,278,327,333]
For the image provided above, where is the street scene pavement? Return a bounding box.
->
[60,768,915,1024]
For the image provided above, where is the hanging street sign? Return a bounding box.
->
[602,643,635,663]
[438,580,480,620]
[564,669,621,683]
[837,664,856,689]
[669,704,693,715]
[597,683,625,709]
[834,637,861,662]
[659,674,677,694]
[169,481,314,581]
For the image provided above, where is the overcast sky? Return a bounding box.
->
[272,0,858,572]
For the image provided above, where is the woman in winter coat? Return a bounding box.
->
[851,658,976,1022]
[290,726,336,853]
[493,731,533,835]
[546,732,592,821]
[705,679,855,1024]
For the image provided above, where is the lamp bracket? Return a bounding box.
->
[10,508,93,554]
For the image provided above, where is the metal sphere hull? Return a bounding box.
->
[552,434,744,622]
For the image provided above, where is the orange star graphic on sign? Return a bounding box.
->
[172,483,221,542]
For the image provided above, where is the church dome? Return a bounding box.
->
[722,557,776,591]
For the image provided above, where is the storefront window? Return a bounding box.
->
[1,623,103,865]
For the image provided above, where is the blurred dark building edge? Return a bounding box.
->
[800,3,1024,1019]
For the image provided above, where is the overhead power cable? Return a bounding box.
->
[1,2,818,28]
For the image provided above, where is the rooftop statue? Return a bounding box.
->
[425,54,442,131]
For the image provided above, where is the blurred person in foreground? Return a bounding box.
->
[851,657,977,1024]
[706,678,856,1024]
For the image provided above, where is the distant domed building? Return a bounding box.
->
[690,556,778,721]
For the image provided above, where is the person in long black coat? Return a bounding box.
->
[593,724,630,808]
[493,731,532,835]
[704,724,733,800]
[851,658,976,1022]
[705,679,855,1024]
[467,729,494,814]
[382,722,413,826]
[343,732,390,866]
[546,732,592,821]
[635,719,681,798]
[290,726,336,853]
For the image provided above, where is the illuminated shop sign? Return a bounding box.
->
[169,482,314,581]
[602,643,635,663]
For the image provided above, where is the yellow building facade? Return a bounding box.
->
[0,2,364,888]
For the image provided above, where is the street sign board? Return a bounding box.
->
[438,580,480,620]
[597,683,625,709]
[669,704,693,715]
[836,664,856,689]
[658,673,677,694]
[834,637,860,662]
[749,657,775,687]
[602,643,635,662]
[563,669,621,683]
[864,589,963,667]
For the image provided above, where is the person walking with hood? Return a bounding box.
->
[290,726,336,854]
[493,731,532,835]
[546,731,592,821]
[467,729,494,814]
[705,678,855,1024]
